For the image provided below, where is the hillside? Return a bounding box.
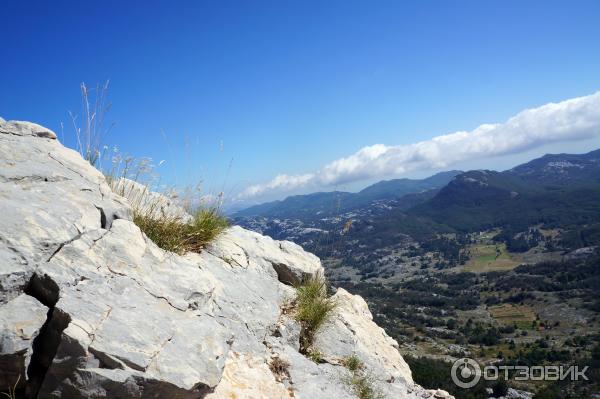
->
[411,149,600,232]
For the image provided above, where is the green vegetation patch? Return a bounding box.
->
[294,275,337,355]
[488,304,536,329]
[133,207,228,254]
[464,243,521,273]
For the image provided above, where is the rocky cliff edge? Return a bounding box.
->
[0,118,452,399]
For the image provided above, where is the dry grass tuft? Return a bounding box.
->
[269,356,291,382]
[346,372,382,399]
[132,206,228,254]
[106,158,228,254]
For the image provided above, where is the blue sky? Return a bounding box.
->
[2,0,600,207]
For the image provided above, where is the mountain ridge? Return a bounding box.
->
[410,148,600,232]
[234,149,600,256]
[234,170,463,219]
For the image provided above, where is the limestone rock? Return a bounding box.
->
[0,120,57,139]
[205,352,292,399]
[313,288,415,397]
[206,225,323,286]
[425,389,454,398]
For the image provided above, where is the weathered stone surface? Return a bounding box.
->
[0,120,57,139]
[205,352,292,399]
[313,288,415,396]
[206,225,323,286]
[0,294,47,389]
[0,119,451,398]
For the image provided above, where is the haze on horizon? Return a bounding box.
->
[2,0,600,208]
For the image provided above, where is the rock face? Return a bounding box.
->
[313,289,414,388]
[0,119,452,398]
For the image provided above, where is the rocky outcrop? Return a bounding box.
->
[313,289,414,389]
[0,119,452,398]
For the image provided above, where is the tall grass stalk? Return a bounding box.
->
[69,80,114,166]
[67,82,229,253]
[1,374,20,399]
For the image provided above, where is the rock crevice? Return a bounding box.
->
[22,273,70,398]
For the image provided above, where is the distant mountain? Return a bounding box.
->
[510,149,600,185]
[234,171,462,219]
[410,149,600,232]
[355,170,462,202]
[233,191,353,219]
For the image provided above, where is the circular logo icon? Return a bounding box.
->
[451,358,481,389]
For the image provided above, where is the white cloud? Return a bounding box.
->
[238,91,600,199]
[242,173,315,198]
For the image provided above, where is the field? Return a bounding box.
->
[488,303,537,329]
[463,243,522,272]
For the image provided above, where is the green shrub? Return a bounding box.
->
[406,356,489,399]
[294,275,336,354]
[491,379,509,397]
